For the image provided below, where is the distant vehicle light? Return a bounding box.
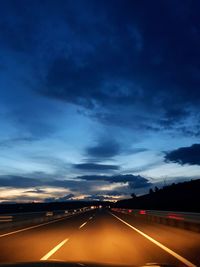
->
[128,209,132,213]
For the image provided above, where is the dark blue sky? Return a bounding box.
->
[1,0,200,202]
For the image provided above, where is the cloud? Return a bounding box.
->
[28,157,70,176]
[0,175,42,188]
[1,0,200,137]
[45,193,75,202]
[0,175,86,191]
[81,194,121,202]
[73,163,119,171]
[85,138,148,162]
[86,139,120,159]
[165,144,200,166]
[77,174,151,189]
[161,108,190,128]
[129,148,148,154]
[1,1,200,203]
[0,137,38,148]
[0,172,151,203]
[58,193,75,200]
[0,174,124,192]
[34,0,200,134]
[25,188,46,194]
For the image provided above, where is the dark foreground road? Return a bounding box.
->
[0,209,199,267]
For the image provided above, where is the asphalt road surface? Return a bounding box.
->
[0,209,199,267]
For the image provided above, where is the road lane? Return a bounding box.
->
[0,210,96,263]
[47,210,189,266]
[110,212,195,267]
[0,216,75,238]
[41,238,69,260]
[111,210,200,266]
[0,209,199,266]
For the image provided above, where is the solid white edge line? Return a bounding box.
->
[40,238,69,260]
[79,221,87,229]
[110,212,196,267]
[0,213,81,238]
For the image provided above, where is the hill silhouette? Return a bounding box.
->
[114,179,200,212]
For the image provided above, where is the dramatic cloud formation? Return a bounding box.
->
[165,144,200,166]
[45,193,75,202]
[0,173,151,202]
[73,163,119,171]
[0,176,42,188]
[36,1,200,134]
[86,139,120,159]
[0,1,200,202]
[77,174,151,189]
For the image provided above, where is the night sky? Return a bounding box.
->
[1,0,200,202]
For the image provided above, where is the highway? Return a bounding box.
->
[0,209,199,267]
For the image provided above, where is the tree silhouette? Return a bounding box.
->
[131,193,136,198]
[154,186,159,192]
[149,188,154,194]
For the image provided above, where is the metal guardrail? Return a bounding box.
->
[111,208,200,224]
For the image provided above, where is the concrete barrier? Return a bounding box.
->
[0,206,94,231]
[111,208,200,232]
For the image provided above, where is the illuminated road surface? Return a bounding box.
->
[0,209,200,266]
